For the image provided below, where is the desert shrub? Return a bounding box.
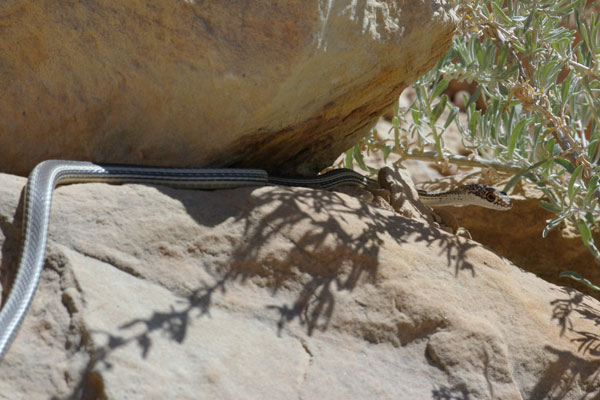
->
[344,0,600,290]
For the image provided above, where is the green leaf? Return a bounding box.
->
[411,109,421,126]
[394,122,400,147]
[466,86,482,110]
[503,158,550,193]
[556,0,583,14]
[512,41,527,53]
[383,145,392,162]
[444,105,459,129]
[431,79,449,100]
[559,271,600,291]
[523,9,535,34]
[496,45,509,68]
[587,138,599,160]
[414,86,425,107]
[579,18,591,49]
[560,72,573,106]
[430,95,448,126]
[577,219,593,247]
[344,148,354,169]
[584,175,600,204]
[352,145,369,172]
[539,200,562,213]
[568,164,584,202]
[492,2,511,24]
[455,45,468,66]
[585,211,596,226]
[507,118,529,159]
[498,82,509,97]
[592,17,600,49]
[553,158,575,174]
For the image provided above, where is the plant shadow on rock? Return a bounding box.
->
[539,286,600,398]
[33,184,480,399]
[431,384,471,400]
[180,185,477,334]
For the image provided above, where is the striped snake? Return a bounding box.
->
[0,160,512,359]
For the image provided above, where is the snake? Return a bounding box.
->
[0,160,512,359]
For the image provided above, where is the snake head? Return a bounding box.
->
[462,184,512,210]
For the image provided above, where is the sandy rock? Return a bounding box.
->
[0,173,599,399]
[0,1,456,177]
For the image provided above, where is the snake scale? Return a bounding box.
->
[0,160,512,359]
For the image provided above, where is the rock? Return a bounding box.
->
[0,172,599,398]
[0,1,456,177]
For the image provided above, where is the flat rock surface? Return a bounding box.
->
[0,1,455,176]
[0,173,599,399]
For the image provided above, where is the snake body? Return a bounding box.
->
[0,160,511,359]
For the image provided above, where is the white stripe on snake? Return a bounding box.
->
[0,160,512,359]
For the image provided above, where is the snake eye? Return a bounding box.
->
[485,192,496,202]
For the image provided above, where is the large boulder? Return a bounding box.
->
[0,171,598,398]
[0,1,456,176]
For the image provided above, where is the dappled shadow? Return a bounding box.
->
[551,287,585,337]
[88,273,232,363]
[432,385,471,400]
[536,287,600,398]
[551,287,600,346]
[267,274,337,336]
[80,185,480,359]
[64,269,241,399]
[173,185,482,334]
[551,287,600,358]
[38,184,486,398]
[531,346,600,399]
